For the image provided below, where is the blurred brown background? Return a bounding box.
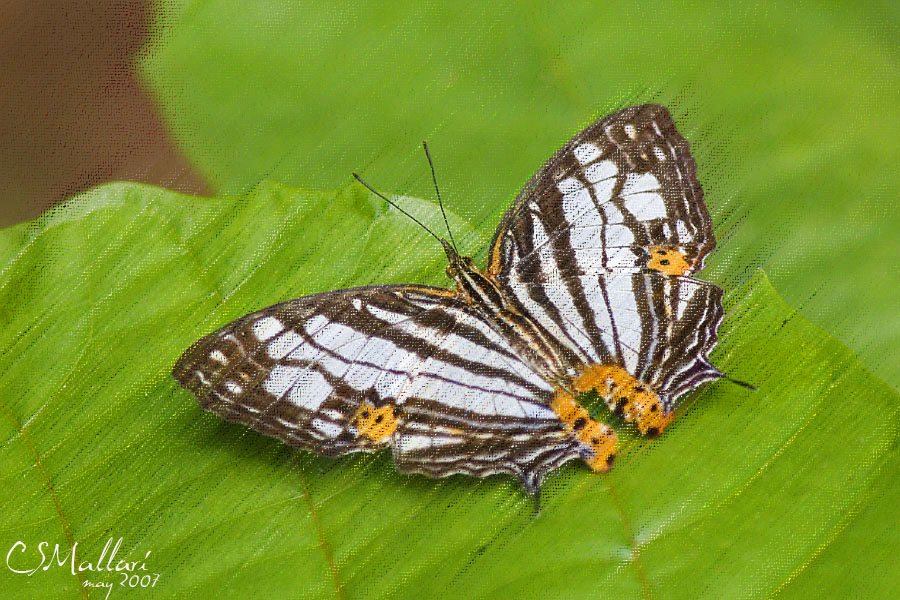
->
[0,0,209,228]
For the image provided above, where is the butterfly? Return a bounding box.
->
[173,104,727,498]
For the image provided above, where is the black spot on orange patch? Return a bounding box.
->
[550,389,618,472]
[353,402,398,442]
[646,245,692,275]
[573,364,674,436]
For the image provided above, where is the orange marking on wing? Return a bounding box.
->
[573,364,674,436]
[403,286,458,298]
[551,389,618,472]
[352,402,398,442]
[486,236,504,277]
[646,246,692,276]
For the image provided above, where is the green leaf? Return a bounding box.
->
[141,0,900,394]
[1,183,897,599]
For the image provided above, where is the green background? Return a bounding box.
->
[2,1,898,598]
[145,0,900,393]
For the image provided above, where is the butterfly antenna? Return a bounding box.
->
[422,141,458,252]
[352,172,443,246]
[722,374,758,391]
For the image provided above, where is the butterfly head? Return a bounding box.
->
[441,239,476,279]
[440,238,507,311]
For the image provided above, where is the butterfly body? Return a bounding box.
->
[444,240,574,384]
[174,104,726,495]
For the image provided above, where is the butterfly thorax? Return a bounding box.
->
[442,240,571,383]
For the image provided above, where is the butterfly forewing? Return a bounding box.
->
[489,104,715,282]
[173,286,437,455]
[173,285,585,487]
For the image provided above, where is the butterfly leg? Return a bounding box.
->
[573,364,674,437]
[550,389,618,471]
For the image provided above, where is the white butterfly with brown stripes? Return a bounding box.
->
[173,104,725,498]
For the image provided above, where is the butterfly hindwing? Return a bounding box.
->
[514,272,723,408]
[386,296,586,489]
[489,104,715,282]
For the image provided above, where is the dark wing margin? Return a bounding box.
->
[173,284,586,492]
[488,104,715,282]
